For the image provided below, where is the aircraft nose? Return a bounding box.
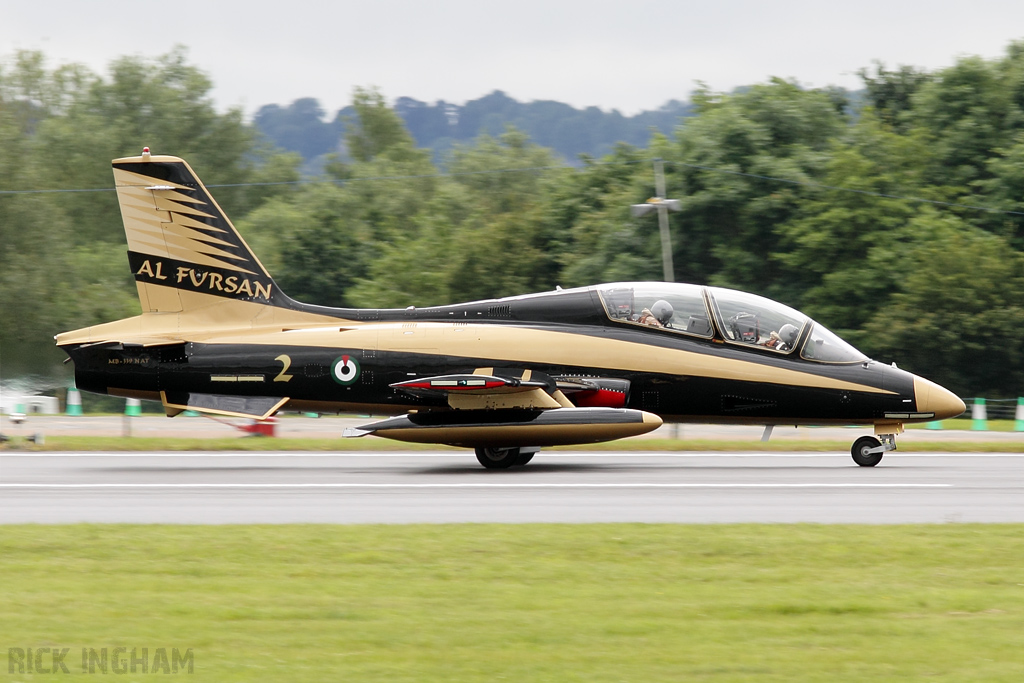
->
[913,376,966,420]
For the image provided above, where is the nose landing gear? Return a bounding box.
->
[851,432,898,467]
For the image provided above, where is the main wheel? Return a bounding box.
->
[513,451,535,466]
[475,447,519,469]
[851,436,883,467]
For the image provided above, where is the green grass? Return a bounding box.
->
[2,524,1023,681]
[917,418,1021,432]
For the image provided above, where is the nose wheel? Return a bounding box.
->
[851,434,897,467]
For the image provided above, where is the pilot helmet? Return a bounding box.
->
[650,299,674,326]
[779,323,799,345]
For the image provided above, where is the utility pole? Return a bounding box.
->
[630,160,684,438]
[630,158,681,282]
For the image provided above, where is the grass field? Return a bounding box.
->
[2,524,1023,681]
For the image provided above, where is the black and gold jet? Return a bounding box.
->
[56,151,966,468]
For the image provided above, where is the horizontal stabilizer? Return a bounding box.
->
[348,407,662,448]
[160,391,289,420]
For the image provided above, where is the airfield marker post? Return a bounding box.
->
[1015,397,1024,432]
[123,398,141,437]
[66,387,82,416]
[971,398,987,430]
[125,398,142,417]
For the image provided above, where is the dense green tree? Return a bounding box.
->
[673,79,847,297]
[911,56,1012,191]
[343,87,423,165]
[896,42,1024,243]
[320,90,692,165]
[773,111,933,337]
[243,88,437,307]
[440,128,563,301]
[254,98,338,160]
[981,131,1024,247]
[345,183,475,308]
[0,49,293,378]
[8,42,1024,399]
[346,128,565,306]
[865,221,1024,396]
[545,143,660,286]
[11,48,267,248]
[0,54,96,373]
[393,97,456,148]
[857,62,933,130]
[240,183,373,307]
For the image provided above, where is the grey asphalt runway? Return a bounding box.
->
[8,414,1024,443]
[2,451,1022,523]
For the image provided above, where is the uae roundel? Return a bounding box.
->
[331,355,361,385]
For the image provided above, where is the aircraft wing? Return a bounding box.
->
[346,368,661,447]
[390,368,572,410]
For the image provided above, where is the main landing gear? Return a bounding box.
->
[474,447,538,469]
[851,433,898,467]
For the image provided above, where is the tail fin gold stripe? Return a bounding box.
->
[114,169,191,191]
[151,194,217,219]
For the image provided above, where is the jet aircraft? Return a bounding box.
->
[56,151,966,468]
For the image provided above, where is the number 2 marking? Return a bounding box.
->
[274,354,294,382]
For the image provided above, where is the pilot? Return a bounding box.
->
[765,323,799,351]
[637,308,661,327]
[638,300,674,327]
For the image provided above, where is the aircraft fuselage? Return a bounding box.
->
[67,291,932,427]
[57,151,966,467]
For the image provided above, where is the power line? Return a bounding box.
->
[0,163,575,195]
[664,161,1024,217]
[2,158,1023,217]
[0,186,117,195]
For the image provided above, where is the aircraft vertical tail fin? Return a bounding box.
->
[112,149,286,315]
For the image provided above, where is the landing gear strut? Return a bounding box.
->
[474,447,538,469]
[851,433,897,467]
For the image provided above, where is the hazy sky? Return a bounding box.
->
[3,1,1023,117]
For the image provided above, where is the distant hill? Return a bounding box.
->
[253,91,693,167]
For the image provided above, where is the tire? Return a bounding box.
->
[475,447,519,469]
[851,436,883,467]
[513,451,535,466]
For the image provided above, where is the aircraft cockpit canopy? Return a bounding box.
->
[599,283,714,338]
[596,283,868,363]
[801,322,868,363]
[708,287,807,352]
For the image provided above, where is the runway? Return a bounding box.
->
[2,451,1022,523]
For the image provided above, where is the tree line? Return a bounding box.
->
[254,90,693,166]
[2,45,1024,399]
